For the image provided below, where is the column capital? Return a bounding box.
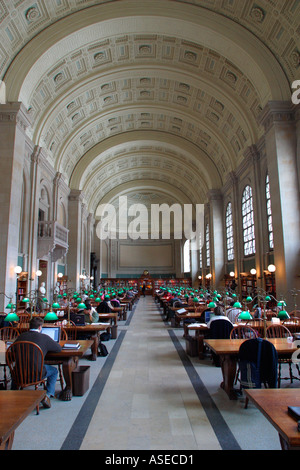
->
[207,188,223,202]
[69,189,84,202]
[258,101,295,133]
[0,102,31,132]
[243,144,260,165]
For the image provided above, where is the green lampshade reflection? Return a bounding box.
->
[239,311,252,320]
[277,310,290,320]
[52,302,60,309]
[44,311,59,322]
[208,302,216,309]
[5,312,19,322]
[77,303,86,309]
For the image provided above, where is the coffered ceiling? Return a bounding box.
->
[1,0,298,214]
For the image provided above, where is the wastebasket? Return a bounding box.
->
[185,336,198,357]
[72,365,90,396]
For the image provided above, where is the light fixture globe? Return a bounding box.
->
[268,264,276,273]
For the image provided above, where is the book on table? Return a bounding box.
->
[63,342,80,349]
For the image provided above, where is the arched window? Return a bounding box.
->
[265,174,274,250]
[184,239,190,273]
[242,185,256,256]
[225,202,234,261]
[205,224,210,267]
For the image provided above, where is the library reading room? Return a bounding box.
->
[0,0,299,453]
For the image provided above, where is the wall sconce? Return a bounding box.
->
[250,268,257,275]
[36,270,42,277]
[206,273,212,279]
[229,271,235,278]
[57,272,63,279]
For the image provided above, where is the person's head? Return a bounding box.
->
[214,306,224,317]
[85,302,91,311]
[29,316,44,331]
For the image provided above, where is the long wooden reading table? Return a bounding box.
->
[0,390,46,450]
[244,389,300,450]
[204,338,299,400]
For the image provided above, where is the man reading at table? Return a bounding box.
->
[13,317,62,409]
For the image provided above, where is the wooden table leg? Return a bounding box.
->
[58,356,78,401]
[219,354,239,400]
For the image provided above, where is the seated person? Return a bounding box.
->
[207,305,233,328]
[96,295,112,313]
[84,302,99,324]
[13,316,62,408]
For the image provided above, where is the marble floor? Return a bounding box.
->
[11,295,292,452]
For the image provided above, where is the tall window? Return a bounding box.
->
[242,185,256,256]
[205,224,210,267]
[199,233,203,269]
[225,202,234,261]
[184,239,190,273]
[265,174,274,250]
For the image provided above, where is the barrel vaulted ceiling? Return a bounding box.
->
[1,0,298,215]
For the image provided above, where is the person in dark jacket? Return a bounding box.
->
[14,316,62,408]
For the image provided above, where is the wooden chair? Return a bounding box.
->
[289,310,300,318]
[6,341,46,414]
[231,326,258,386]
[266,324,300,387]
[0,327,20,341]
[0,327,20,389]
[230,325,258,339]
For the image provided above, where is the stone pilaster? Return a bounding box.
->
[258,101,300,307]
[0,103,31,308]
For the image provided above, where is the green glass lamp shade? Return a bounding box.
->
[213,296,218,302]
[246,296,253,303]
[208,302,216,309]
[89,294,95,299]
[233,302,242,308]
[42,297,48,302]
[77,303,87,309]
[239,311,252,320]
[63,293,67,297]
[277,301,287,308]
[5,302,13,309]
[277,310,290,320]
[57,294,62,299]
[4,312,19,322]
[265,295,271,301]
[95,297,101,302]
[193,297,199,302]
[44,311,59,322]
[22,297,30,303]
[232,294,237,298]
[52,302,60,309]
